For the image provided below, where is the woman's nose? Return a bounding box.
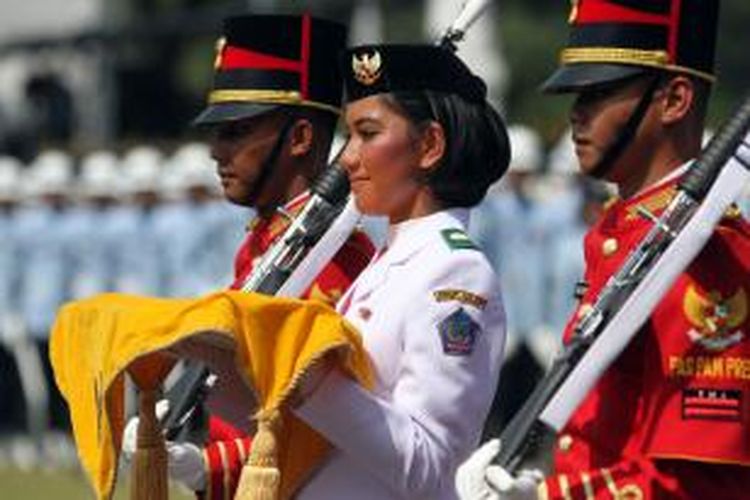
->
[337,138,357,174]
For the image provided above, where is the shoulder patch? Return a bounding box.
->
[434,289,487,310]
[438,308,481,356]
[440,228,478,251]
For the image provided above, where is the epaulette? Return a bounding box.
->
[441,228,478,251]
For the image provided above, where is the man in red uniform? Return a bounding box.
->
[123,13,374,500]
[457,1,750,498]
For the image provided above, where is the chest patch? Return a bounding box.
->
[438,308,480,356]
[682,388,743,422]
[683,285,747,351]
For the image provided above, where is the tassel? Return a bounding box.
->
[130,388,168,500]
[234,410,281,500]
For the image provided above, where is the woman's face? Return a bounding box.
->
[339,95,437,223]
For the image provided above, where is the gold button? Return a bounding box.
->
[577,303,593,319]
[724,204,742,219]
[602,238,618,257]
[558,434,573,452]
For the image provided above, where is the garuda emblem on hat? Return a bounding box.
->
[352,50,382,86]
[683,285,747,351]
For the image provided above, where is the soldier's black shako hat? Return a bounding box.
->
[342,45,487,104]
[542,0,719,93]
[193,14,347,126]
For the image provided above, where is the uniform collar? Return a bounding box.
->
[246,190,312,253]
[602,161,691,228]
[382,208,470,266]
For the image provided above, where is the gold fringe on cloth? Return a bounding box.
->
[49,291,373,500]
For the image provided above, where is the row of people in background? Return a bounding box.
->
[471,125,611,363]
[0,144,250,465]
[0,127,606,427]
[3,124,728,469]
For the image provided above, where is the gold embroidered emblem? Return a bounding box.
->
[214,37,227,70]
[352,50,382,86]
[626,186,677,220]
[433,289,487,310]
[684,285,747,351]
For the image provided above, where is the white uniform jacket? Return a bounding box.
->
[295,208,506,499]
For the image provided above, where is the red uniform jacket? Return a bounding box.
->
[542,177,750,499]
[201,193,374,500]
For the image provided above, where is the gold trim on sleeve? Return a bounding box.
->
[203,448,213,500]
[601,468,619,497]
[217,441,231,500]
[558,474,574,500]
[581,472,595,499]
[234,438,247,464]
[538,479,550,500]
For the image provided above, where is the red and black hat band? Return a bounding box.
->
[214,70,301,93]
[584,0,671,17]
[570,23,668,52]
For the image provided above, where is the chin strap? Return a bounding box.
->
[248,116,297,203]
[589,75,662,179]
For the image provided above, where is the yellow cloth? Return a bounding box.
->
[49,291,374,500]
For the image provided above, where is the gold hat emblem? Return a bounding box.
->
[352,50,382,86]
[214,36,227,70]
[684,285,747,351]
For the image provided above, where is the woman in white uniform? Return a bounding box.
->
[292,43,511,499]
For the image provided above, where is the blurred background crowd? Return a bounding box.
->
[0,0,747,492]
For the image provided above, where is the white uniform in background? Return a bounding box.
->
[295,208,506,500]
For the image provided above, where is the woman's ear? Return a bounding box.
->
[660,75,695,126]
[417,121,446,172]
[289,118,314,157]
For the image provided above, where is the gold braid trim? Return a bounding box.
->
[560,47,716,82]
[581,472,595,499]
[558,474,574,500]
[538,480,550,500]
[203,448,213,500]
[217,441,231,500]
[208,89,340,114]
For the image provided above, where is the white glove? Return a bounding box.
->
[456,439,543,500]
[165,441,207,492]
[121,399,171,460]
[121,399,207,492]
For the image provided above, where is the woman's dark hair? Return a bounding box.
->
[383,90,510,208]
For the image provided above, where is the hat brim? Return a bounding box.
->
[541,63,648,94]
[191,102,281,127]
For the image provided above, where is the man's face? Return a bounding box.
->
[208,110,287,207]
[569,75,657,183]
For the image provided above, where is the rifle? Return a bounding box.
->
[495,94,750,471]
[161,162,354,442]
